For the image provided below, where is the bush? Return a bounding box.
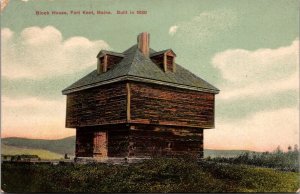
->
[210,148,299,172]
[1,158,299,192]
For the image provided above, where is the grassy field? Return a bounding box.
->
[1,144,63,160]
[1,158,299,193]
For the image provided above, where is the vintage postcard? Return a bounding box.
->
[1,0,299,193]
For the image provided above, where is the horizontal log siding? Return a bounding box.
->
[107,130,130,157]
[76,129,94,157]
[130,82,215,128]
[128,125,203,158]
[66,83,127,128]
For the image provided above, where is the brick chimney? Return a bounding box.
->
[137,32,150,57]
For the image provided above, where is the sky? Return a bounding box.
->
[1,0,299,152]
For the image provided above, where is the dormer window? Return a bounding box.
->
[150,49,176,72]
[98,56,106,73]
[165,51,176,72]
[97,51,124,74]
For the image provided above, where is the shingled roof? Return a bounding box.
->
[62,43,219,95]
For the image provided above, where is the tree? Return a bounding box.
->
[294,144,298,152]
[275,145,282,153]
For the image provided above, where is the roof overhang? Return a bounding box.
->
[97,50,125,58]
[62,75,220,95]
[150,49,177,57]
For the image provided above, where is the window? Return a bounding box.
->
[150,50,176,72]
[166,55,174,71]
[97,54,123,74]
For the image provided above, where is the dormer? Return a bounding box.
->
[150,49,176,72]
[97,50,124,74]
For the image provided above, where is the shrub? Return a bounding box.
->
[1,158,299,193]
[210,148,299,172]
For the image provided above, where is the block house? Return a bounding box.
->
[62,32,219,159]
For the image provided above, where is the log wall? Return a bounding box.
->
[66,82,127,128]
[129,82,215,128]
[75,129,94,157]
[69,81,214,158]
[128,124,203,158]
[75,124,203,158]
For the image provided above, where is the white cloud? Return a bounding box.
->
[219,72,298,100]
[170,9,236,42]
[1,26,110,79]
[1,28,13,40]
[1,0,9,11]
[206,39,299,151]
[168,25,178,36]
[1,96,74,139]
[205,108,299,152]
[213,39,299,100]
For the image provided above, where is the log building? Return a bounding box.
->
[62,32,219,159]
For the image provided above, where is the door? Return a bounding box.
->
[93,131,108,157]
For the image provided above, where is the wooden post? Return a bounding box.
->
[97,58,101,74]
[126,83,131,121]
[163,53,167,72]
[103,55,108,72]
[172,56,176,73]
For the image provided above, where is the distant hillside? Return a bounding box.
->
[2,136,256,158]
[2,136,75,155]
[1,144,63,160]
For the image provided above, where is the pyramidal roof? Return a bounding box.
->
[62,44,219,95]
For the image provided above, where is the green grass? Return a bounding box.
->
[1,144,63,160]
[201,161,299,192]
[1,158,299,192]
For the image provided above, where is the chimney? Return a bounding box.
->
[137,32,150,57]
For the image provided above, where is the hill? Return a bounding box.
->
[2,136,257,158]
[1,136,75,155]
[1,144,63,160]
